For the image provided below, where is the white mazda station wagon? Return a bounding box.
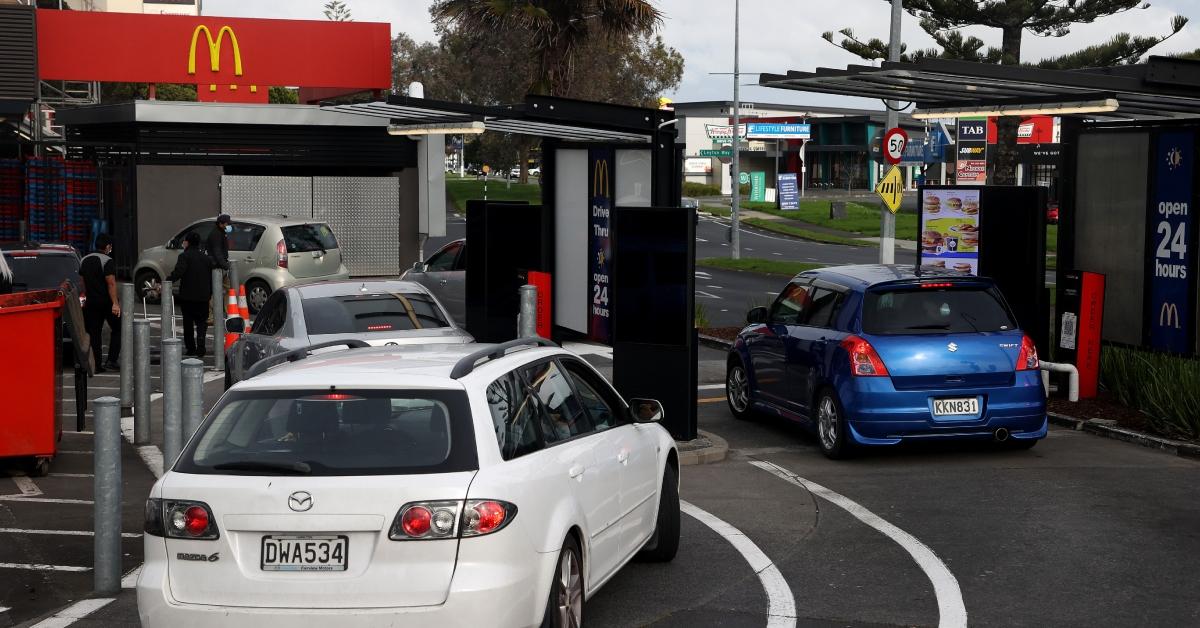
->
[138,338,680,628]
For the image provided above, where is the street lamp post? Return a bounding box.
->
[730,0,741,260]
[879,0,902,265]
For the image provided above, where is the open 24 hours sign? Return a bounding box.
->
[1147,131,1198,353]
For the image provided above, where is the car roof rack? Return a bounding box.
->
[450,338,557,380]
[243,339,371,380]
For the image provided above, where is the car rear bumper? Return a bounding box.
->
[838,372,1047,445]
[138,532,556,628]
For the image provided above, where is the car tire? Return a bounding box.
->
[245,280,270,315]
[638,464,680,563]
[541,535,584,628]
[816,388,853,460]
[726,359,755,420]
[135,270,162,304]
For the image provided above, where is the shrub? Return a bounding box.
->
[683,182,722,197]
[1100,345,1200,440]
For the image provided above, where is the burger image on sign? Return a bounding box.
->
[961,199,979,214]
[945,197,963,212]
[921,230,943,252]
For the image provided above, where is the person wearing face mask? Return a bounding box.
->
[79,234,121,373]
[206,214,233,273]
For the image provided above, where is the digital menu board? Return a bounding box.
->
[920,188,980,274]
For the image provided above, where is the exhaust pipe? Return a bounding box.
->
[993,427,1010,443]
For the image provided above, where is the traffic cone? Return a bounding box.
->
[224,289,241,350]
[237,285,251,332]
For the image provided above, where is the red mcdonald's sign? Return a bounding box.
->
[36,9,391,103]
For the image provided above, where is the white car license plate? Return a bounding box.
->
[261,535,348,572]
[932,397,979,416]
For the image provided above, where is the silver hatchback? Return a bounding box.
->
[133,215,351,313]
[224,279,473,387]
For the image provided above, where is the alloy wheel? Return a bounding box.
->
[727,366,750,413]
[557,548,583,628]
[818,396,838,451]
[247,285,269,312]
[141,276,161,300]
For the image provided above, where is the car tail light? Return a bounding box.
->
[840,335,889,377]
[461,500,517,537]
[921,282,955,289]
[276,239,288,269]
[145,499,219,540]
[389,499,517,541]
[1016,335,1040,371]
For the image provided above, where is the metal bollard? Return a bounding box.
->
[161,338,183,468]
[212,269,225,371]
[119,283,134,415]
[182,358,204,441]
[93,397,122,596]
[161,279,175,340]
[134,319,151,445]
[518,284,538,338]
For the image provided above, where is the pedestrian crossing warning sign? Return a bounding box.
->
[875,165,904,214]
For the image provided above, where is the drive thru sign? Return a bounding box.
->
[876,165,904,214]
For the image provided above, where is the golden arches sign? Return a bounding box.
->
[593,159,610,198]
[1159,301,1182,329]
[187,25,256,93]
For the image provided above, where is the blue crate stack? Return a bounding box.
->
[25,157,66,243]
[65,161,99,252]
[0,159,21,241]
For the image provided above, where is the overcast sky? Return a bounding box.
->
[206,0,1199,109]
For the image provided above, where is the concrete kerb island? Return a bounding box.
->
[1048,413,1200,459]
[678,430,729,466]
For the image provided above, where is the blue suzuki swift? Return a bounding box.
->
[726,265,1046,458]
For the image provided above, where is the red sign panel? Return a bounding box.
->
[527,271,553,339]
[1076,272,1105,399]
[36,9,391,103]
[986,115,1058,145]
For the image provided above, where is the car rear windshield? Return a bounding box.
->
[861,285,1017,335]
[4,253,79,290]
[302,293,450,335]
[175,389,477,476]
[282,224,338,253]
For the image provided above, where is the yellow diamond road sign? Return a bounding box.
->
[875,165,904,214]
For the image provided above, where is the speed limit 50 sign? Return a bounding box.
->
[883,127,908,165]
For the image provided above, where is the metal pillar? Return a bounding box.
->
[160,280,175,340]
[730,0,741,260]
[181,358,204,442]
[211,269,225,371]
[518,285,537,338]
[119,283,134,414]
[133,319,151,445]
[879,0,903,265]
[161,338,183,469]
[92,397,121,596]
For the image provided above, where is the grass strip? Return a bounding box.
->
[742,218,869,247]
[697,257,824,277]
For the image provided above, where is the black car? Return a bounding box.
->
[2,242,83,357]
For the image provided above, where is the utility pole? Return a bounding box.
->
[879,0,902,265]
[730,0,741,260]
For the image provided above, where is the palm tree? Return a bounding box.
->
[431,0,663,97]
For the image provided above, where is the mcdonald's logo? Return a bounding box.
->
[187,25,257,94]
[593,159,610,198]
[1159,301,1182,329]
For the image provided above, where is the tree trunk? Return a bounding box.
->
[991,26,1023,186]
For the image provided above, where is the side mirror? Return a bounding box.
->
[746,306,769,325]
[630,398,664,424]
[166,238,180,250]
[411,261,427,273]
[225,317,245,334]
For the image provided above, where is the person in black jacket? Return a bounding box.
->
[168,232,214,358]
[80,234,121,372]
[206,214,232,272]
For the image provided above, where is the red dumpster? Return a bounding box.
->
[0,289,65,475]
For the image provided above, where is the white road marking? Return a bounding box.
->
[696,291,723,300]
[772,252,783,256]
[698,384,726,390]
[695,271,712,278]
[697,238,709,242]
[0,562,90,572]
[29,597,115,628]
[13,476,40,496]
[0,496,94,505]
[721,309,729,312]
[707,285,724,289]
[0,607,9,613]
[122,565,141,589]
[681,500,797,627]
[750,460,968,628]
[746,247,755,251]
[766,292,778,296]
[0,528,141,538]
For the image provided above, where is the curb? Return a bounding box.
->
[1049,412,1200,459]
[678,430,729,466]
[698,333,734,352]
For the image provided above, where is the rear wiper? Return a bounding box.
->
[212,460,311,474]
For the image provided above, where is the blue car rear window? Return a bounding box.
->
[862,287,1016,335]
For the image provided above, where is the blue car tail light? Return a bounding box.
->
[841,335,890,377]
[1016,335,1040,371]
